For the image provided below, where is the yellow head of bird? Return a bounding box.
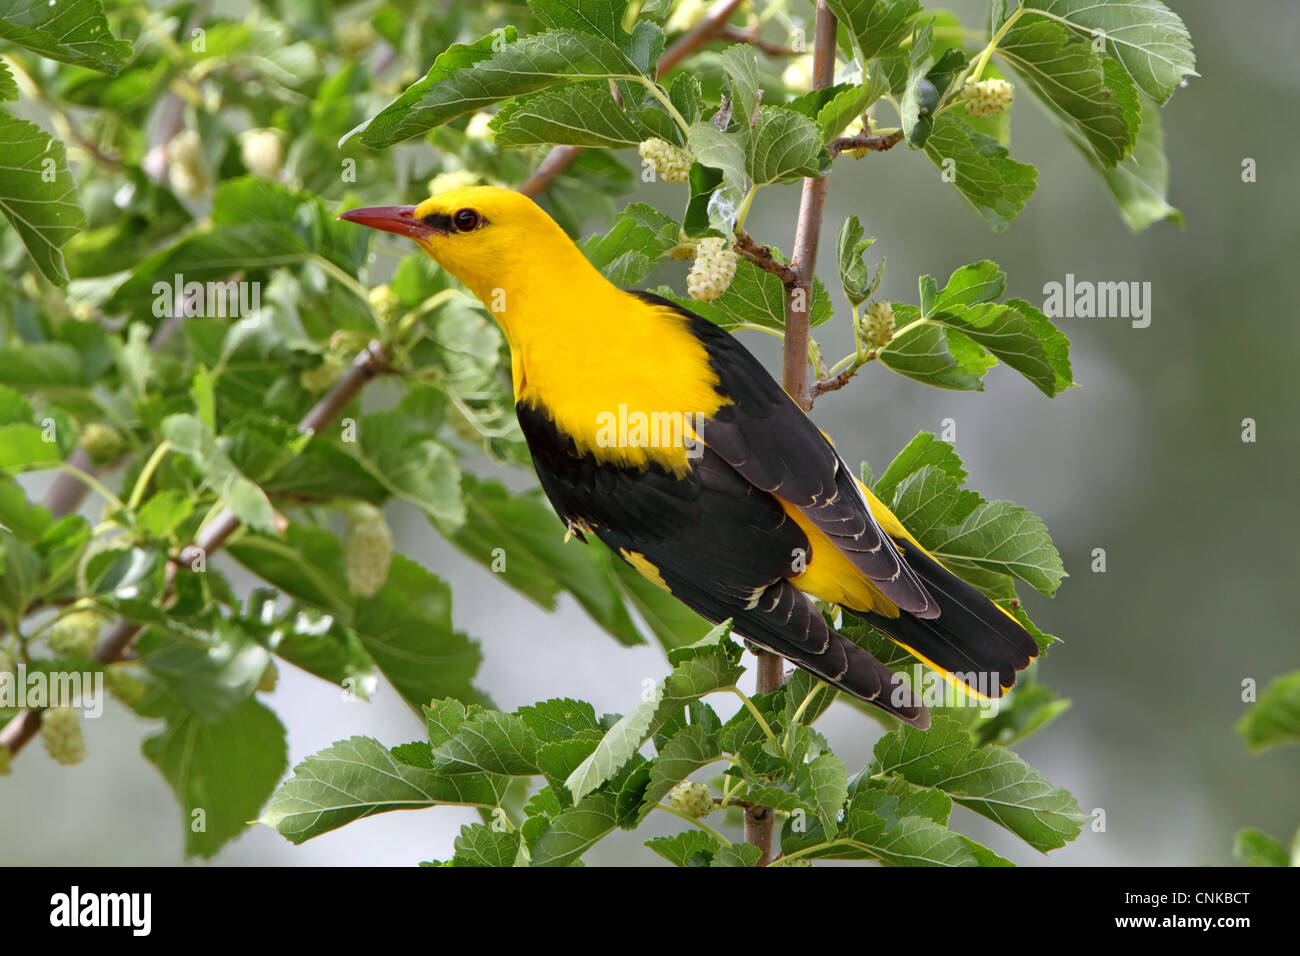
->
[339,185,583,308]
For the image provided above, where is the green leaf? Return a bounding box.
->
[135,627,268,724]
[0,113,87,286]
[583,202,681,286]
[358,404,464,531]
[923,112,1038,232]
[450,824,522,866]
[261,736,508,843]
[144,697,287,858]
[0,0,131,74]
[881,261,1074,397]
[1089,92,1183,231]
[828,0,921,61]
[645,829,720,866]
[527,789,619,866]
[656,260,833,333]
[925,499,1066,596]
[1019,0,1197,102]
[566,640,743,801]
[0,59,15,101]
[873,716,1086,851]
[685,121,748,234]
[836,215,880,308]
[873,431,967,501]
[998,17,1139,168]
[1233,828,1290,868]
[1238,671,1300,754]
[746,106,828,185]
[808,751,850,834]
[354,28,645,148]
[491,82,651,148]
[160,414,277,533]
[0,424,64,470]
[711,843,762,866]
[430,709,543,776]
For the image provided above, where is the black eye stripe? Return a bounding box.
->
[421,212,454,232]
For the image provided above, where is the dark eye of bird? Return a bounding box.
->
[452,208,481,232]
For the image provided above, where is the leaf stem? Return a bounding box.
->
[656,804,734,845]
[726,686,777,741]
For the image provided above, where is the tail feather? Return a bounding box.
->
[849,544,1039,699]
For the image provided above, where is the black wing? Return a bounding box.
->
[629,291,938,619]
[516,400,928,727]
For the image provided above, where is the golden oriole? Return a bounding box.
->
[341,186,1038,728]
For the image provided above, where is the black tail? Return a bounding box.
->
[849,544,1039,699]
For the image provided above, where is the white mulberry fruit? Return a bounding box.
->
[336,19,376,57]
[782,55,815,94]
[862,301,896,348]
[345,502,393,598]
[168,130,210,198]
[300,353,346,394]
[41,707,87,766]
[963,78,1014,117]
[666,0,707,33]
[668,780,713,818]
[239,129,283,180]
[686,237,738,302]
[367,284,401,323]
[638,138,692,184]
[104,666,147,706]
[47,610,103,658]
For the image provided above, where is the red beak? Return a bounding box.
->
[337,205,441,241]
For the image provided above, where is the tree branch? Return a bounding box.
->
[734,231,798,284]
[828,129,904,158]
[0,343,389,760]
[518,0,748,198]
[744,0,839,868]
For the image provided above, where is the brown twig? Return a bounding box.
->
[828,129,905,158]
[716,25,799,57]
[518,0,748,198]
[734,231,798,285]
[742,0,839,869]
[0,343,389,760]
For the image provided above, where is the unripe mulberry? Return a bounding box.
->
[47,610,103,658]
[367,284,401,323]
[428,169,482,196]
[465,112,495,142]
[638,138,691,183]
[345,502,393,598]
[963,78,1014,117]
[862,301,895,347]
[257,660,279,694]
[686,237,738,302]
[668,780,713,818]
[239,129,283,180]
[838,114,878,159]
[336,19,376,57]
[80,423,126,465]
[41,707,87,766]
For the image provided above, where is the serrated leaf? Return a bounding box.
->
[923,112,1038,231]
[1089,92,1183,231]
[711,843,763,866]
[527,789,619,866]
[354,28,644,148]
[873,716,1086,851]
[645,829,720,866]
[926,499,1066,596]
[261,736,508,843]
[0,0,131,74]
[1020,0,1196,102]
[450,824,522,866]
[828,0,921,61]
[639,724,723,819]
[998,17,1139,168]
[491,81,651,147]
[583,202,680,286]
[0,114,86,286]
[747,106,828,184]
[873,431,968,499]
[431,709,543,776]
[656,260,833,333]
